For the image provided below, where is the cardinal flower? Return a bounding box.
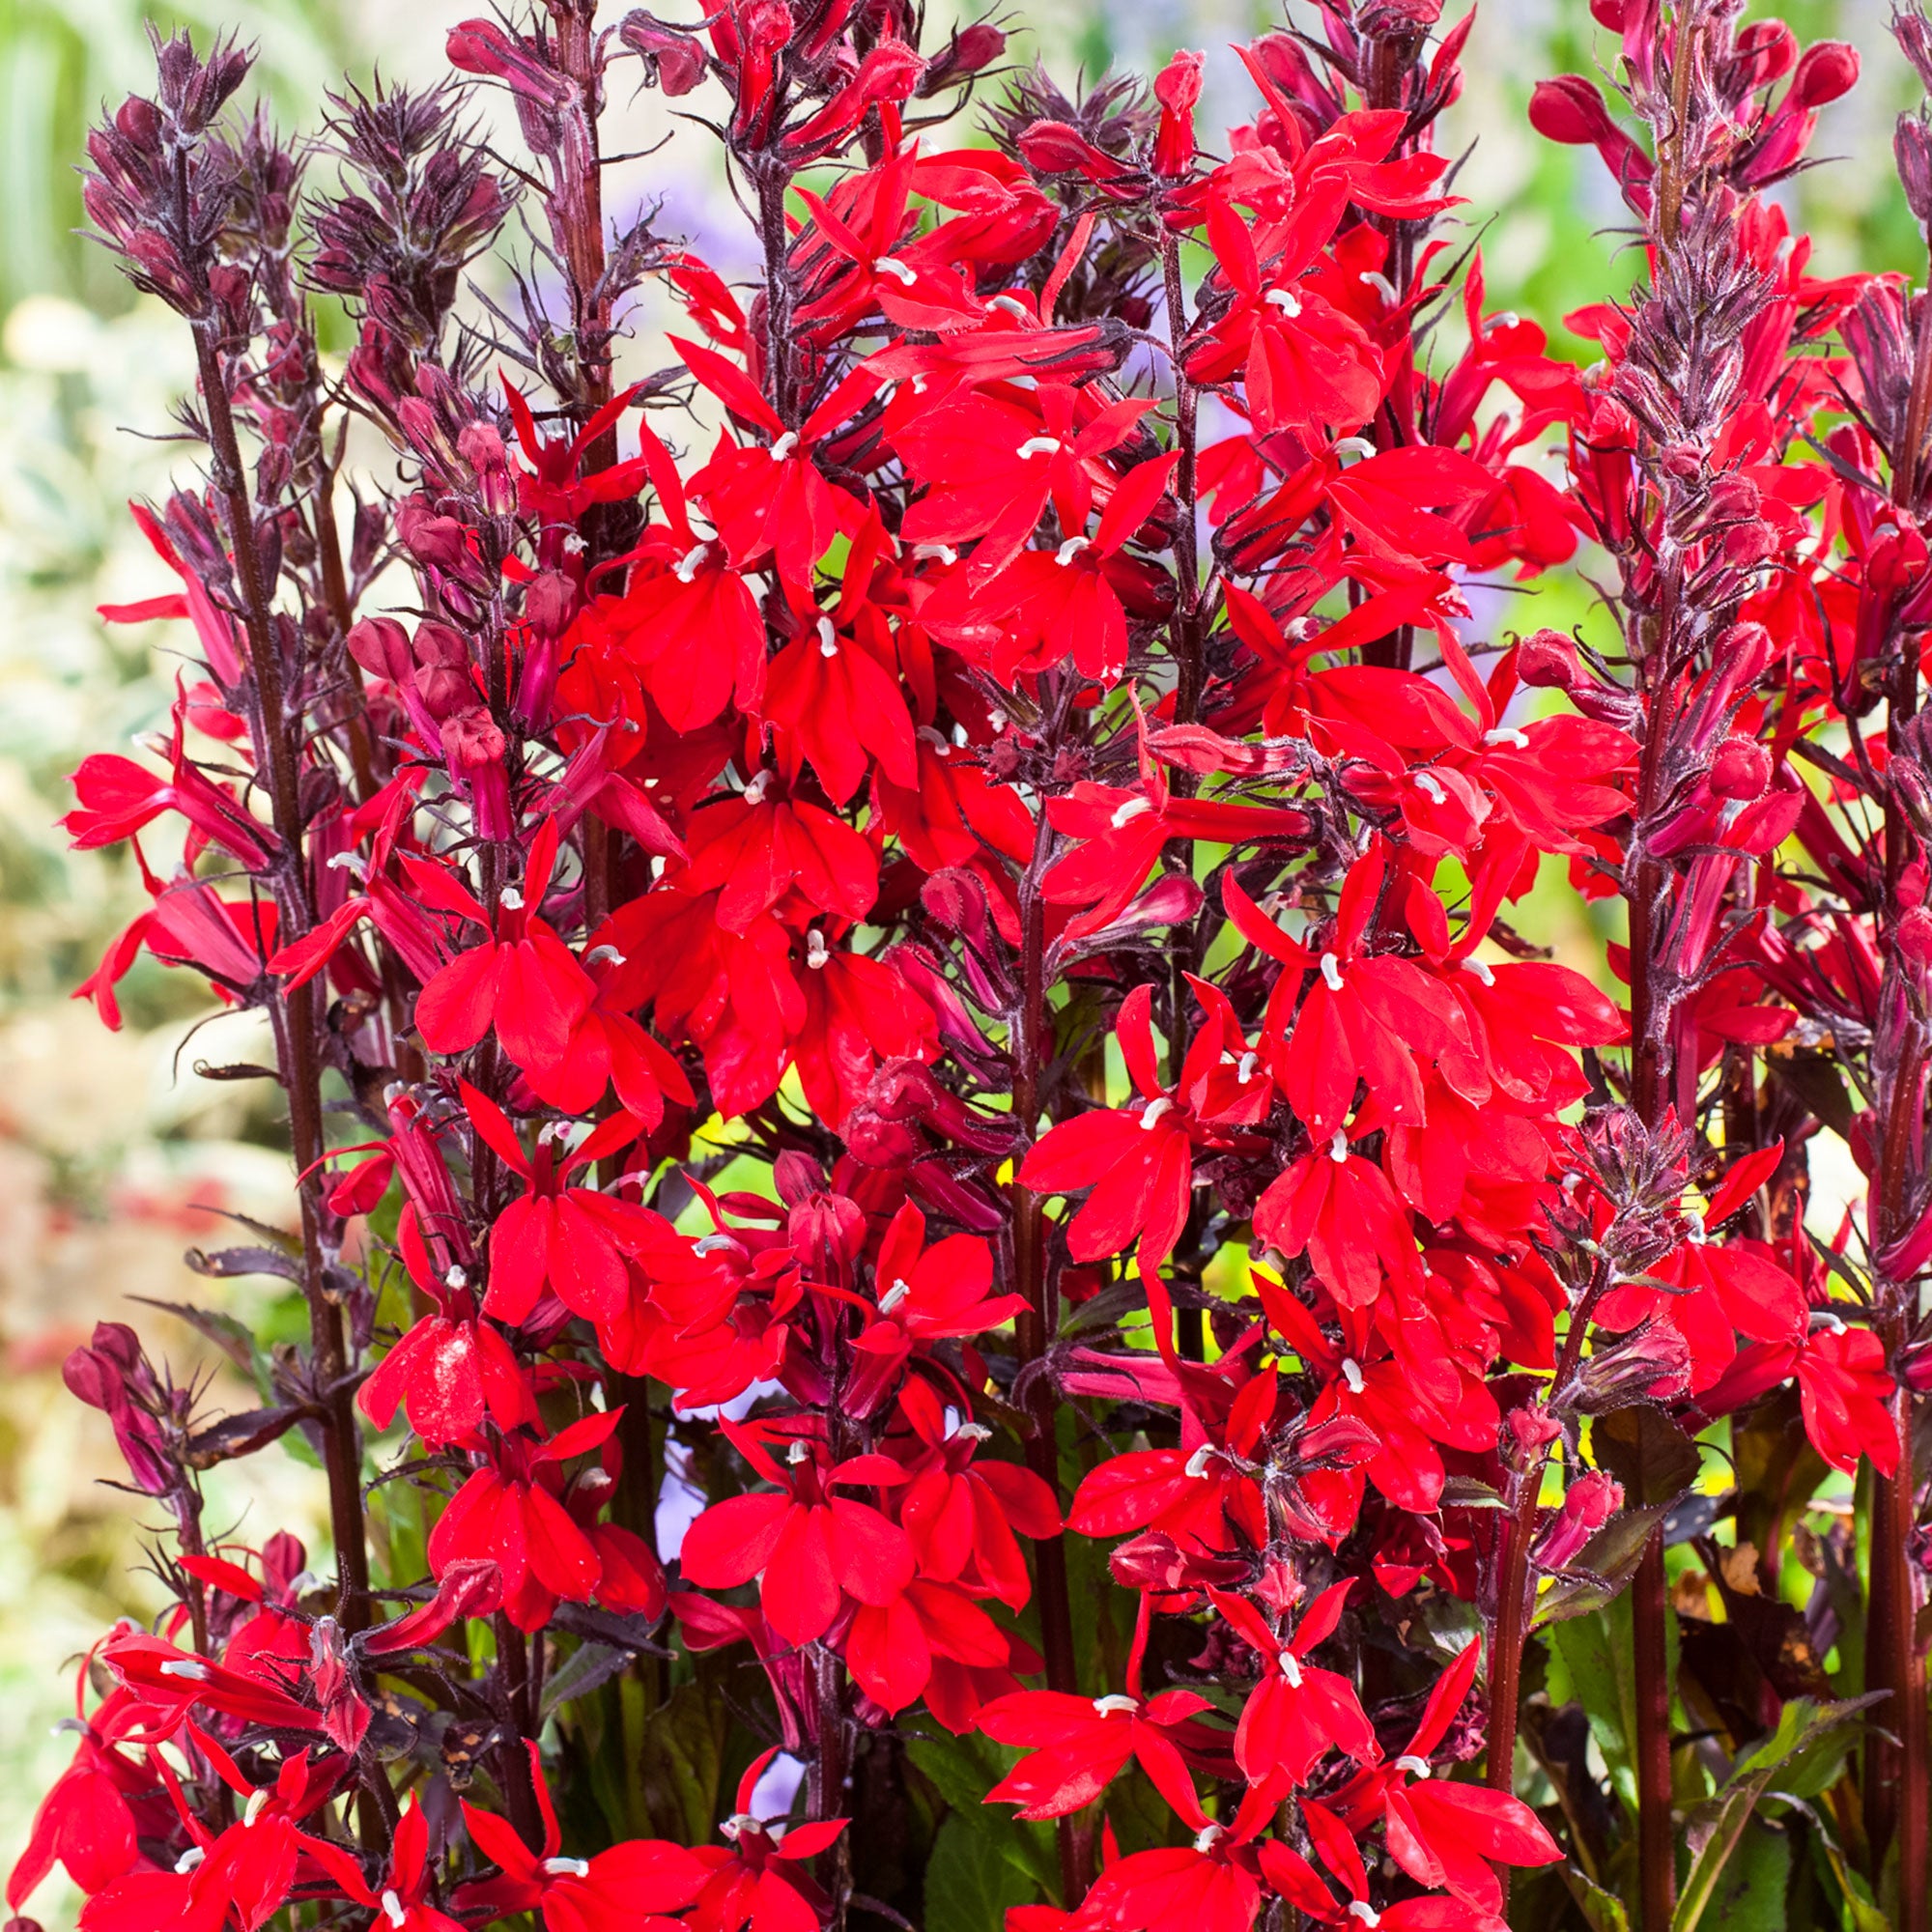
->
[455,1743,706,1932]
[677,1423,916,1645]
[686,1750,848,1932]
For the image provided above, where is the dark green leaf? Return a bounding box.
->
[923,1815,1040,1932]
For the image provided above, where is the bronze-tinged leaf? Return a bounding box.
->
[1593,1406,1701,1509]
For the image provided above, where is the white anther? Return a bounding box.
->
[1279,1650,1304,1688]
[1683,1212,1707,1246]
[1359,270,1399,302]
[879,1279,911,1316]
[1395,1754,1432,1778]
[744,770,774,804]
[874,256,917,285]
[673,541,711,582]
[1332,437,1375,459]
[1330,1131,1350,1164]
[1321,952,1344,992]
[1184,1444,1216,1478]
[1413,772,1446,804]
[1093,1693,1140,1717]
[1194,1823,1228,1853]
[444,1265,469,1291]
[498,886,526,911]
[1463,957,1495,986]
[914,544,959,566]
[817,615,839,658]
[1236,1051,1259,1086]
[542,1858,592,1879]
[1016,437,1062,459]
[160,1660,211,1681]
[1489,311,1520,331]
[383,1889,408,1926]
[327,852,369,879]
[987,710,1008,733]
[787,1439,812,1464]
[1484,726,1529,750]
[243,1789,270,1828]
[1112,798,1153,828]
[176,1846,207,1873]
[1055,534,1091,566]
[805,929,830,970]
[991,295,1032,320]
[1349,1904,1382,1928]
[694,1233,746,1257]
[1265,287,1303,316]
[1811,1309,1847,1334]
[1141,1096,1176,1131]
[722,1813,760,1840]
[769,432,800,461]
[1341,1357,1366,1395]
[952,1422,993,1442]
[585,945,628,967]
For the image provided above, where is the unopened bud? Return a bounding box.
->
[1709,736,1772,801]
[1515,629,1579,691]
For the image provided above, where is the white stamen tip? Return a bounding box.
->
[1413,772,1446,804]
[1484,726,1530,749]
[1265,287,1303,316]
[744,770,773,804]
[542,1858,591,1878]
[1110,797,1153,828]
[242,1788,270,1827]
[694,1233,745,1257]
[817,615,839,658]
[176,1847,207,1873]
[787,1440,812,1464]
[1349,1905,1381,1928]
[585,945,627,967]
[722,1813,760,1840]
[1395,1754,1433,1777]
[991,295,1032,320]
[383,1889,408,1926]
[444,1265,469,1291]
[1015,437,1062,459]
[498,885,526,911]
[1093,1693,1140,1716]
[1279,1651,1304,1688]
[1236,1051,1259,1086]
[160,1660,211,1681]
[805,929,830,970]
[1320,952,1344,992]
[1184,1445,1215,1478]
[1341,1357,1366,1395]
[1055,535,1091,566]
[1463,957,1495,986]
[874,256,917,285]
[1329,1131,1350,1164]
[768,433,800,461]
[878,1280,911,1316]
[1194,1823,1227,1852]
[1332,437,1375,458]
[673,541,711,582]
[1140,1096,1176,1131]
[913,543,958,566]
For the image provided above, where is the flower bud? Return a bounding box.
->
[1535,1470,1624,1571]
[1898,115,1932,228]
[1528,74,1616,146]
[620,14,708,95]
[1515,629,1579,691]
[524,571,574,639]
[1790,40,1858,109]
[1152,49,1204,178]
[346,616,412,683]
[1709,735,1771,801]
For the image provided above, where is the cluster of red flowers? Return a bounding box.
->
[18,0,1932,1929]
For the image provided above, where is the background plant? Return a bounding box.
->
[6,2,1932,1931]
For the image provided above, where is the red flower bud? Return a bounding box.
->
[1515,628,1580,690]
[1527,74,1616,146]
[1790,40,1859,109]
[1709,736,1772,801]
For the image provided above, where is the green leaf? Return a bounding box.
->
[923,1814,1040,1932]
[639,1681,727,1846]
[905,1732,1060,1892]
[1674,1698,1883,1932]
[1535,1505,1669,1628]
[1563,1865,1633,1932]
[1548,1608,1635,1808]
[1703,1819,1789,1931]
[1593,1408,1701,1509]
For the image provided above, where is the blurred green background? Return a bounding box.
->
[0,0,1913,1923]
